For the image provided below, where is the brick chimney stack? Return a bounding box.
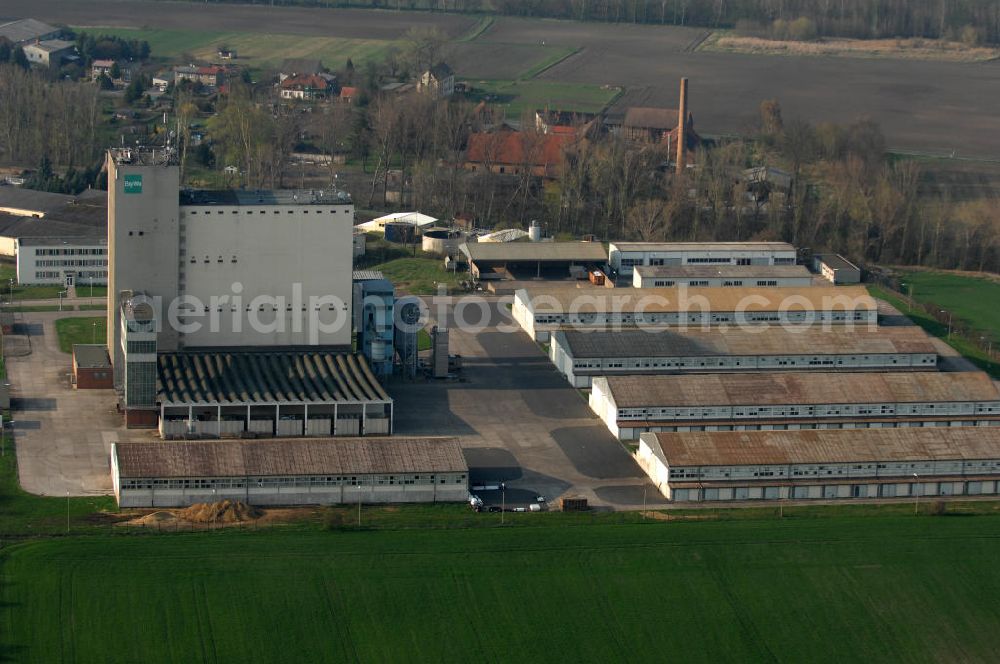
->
[676,77,688,174]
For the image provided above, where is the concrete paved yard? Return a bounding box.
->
[389,298,657,510]
[7,311,128,496]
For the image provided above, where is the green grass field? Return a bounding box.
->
[5,515,1000,662]
[898,270,1000,343]
[870,269,1000,377]
[869,285,1000,378]
[463,79,621,118]
[54,317,107,353]
[0,262,66,300]
[75,26,396,71]
[374,257,463,295]
[0,440,117,537]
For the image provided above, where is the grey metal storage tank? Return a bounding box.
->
[421,228,463,256]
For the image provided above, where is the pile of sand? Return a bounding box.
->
[131,511,178,527]
[179,500,262,524]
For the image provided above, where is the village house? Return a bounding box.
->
[280,73,337,101]
[279,58,323,83]
[418,63,454,98]
[534,109,599,135]
[339,86,358,104]
[173,64,228,89]
[91,59,139,85]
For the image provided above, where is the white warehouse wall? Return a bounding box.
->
[178,203,354,348]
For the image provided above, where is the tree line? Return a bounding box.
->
[185,55,1000,275]
[189,0,1000,43]
[0,64,102,170]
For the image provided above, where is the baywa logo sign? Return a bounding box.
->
[124,174,143,194]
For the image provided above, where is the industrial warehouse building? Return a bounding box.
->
[461,241,606,282]
[636,428,1000,502]
[156,351,392,438]
[107,151,356,358]
[105,148,391,432]
[608,241,797,277]
[631,264,814,289]
[111,437,468,507]
[589,371,1000,440]
[549,326,938,388]
[512,286,877,341]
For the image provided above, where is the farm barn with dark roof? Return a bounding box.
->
[156,351,393,439]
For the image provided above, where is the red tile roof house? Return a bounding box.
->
[464,129,574,179]
[280,74,333,100]
[339,86,358,103]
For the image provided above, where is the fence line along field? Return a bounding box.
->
[5,516,1000,662]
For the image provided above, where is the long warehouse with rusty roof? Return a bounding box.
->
[636,427,1000,502]
[550,325,938,388]
[157,351,393,439]
[112,437,467,507]
[590,371,1000,440]
[512,285,877,341]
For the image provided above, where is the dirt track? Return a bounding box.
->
[4,0,1000,158]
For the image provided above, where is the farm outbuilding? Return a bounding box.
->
[637,427,1000,502]
[512,285,877,342]
[156,351,392,439]
[813,254,862,285]
[355,212,437,234]
[549,326,938,388]
[590,371,1000,440]
[111,437,468,508]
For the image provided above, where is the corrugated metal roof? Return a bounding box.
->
[558,326,936,359]
[115,437,467,478]
[521,286,875,313]
[649,427,1000,467]
[633,265,812,280]
[0,18,58,44]
[464,241,606,262]
[157,352,389,405]
[604,371,1000,408]
[611,241,795,253]
[352,270,385,281]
